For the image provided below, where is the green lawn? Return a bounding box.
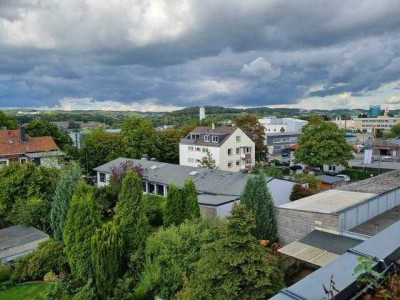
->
[0,282,48,300]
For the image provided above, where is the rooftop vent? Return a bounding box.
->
[150,165,159,170]
[189,171,198,176]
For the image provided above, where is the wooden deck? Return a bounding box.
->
[349,205,400,236]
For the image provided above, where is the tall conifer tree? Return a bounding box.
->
[163,183,183,227]
[50,163,82,240]
[182,179,200,220]
[63,181,100,279]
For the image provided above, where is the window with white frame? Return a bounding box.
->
[0,159,9,168]
[228,148,232,156]
[244,147,251,153]
[228,161,233,168]
[99,173,106,183]
[19,157,27,164]
[236,147,240,155]
[236,136,241,143]
[204,135,210,142]
[246,158,252,164]
[202,147,208,153]
[188,146,194,152]
[212,136,218,143]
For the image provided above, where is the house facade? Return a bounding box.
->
[179,126,255,172]
[0,127,60,167]
[265,132,301,155]
[94,157,296,218]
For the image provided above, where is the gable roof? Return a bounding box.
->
[94,157,286,198]
[0,129,58,157]
[180,126,240,147]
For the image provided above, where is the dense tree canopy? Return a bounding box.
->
[121,117,159,159]
[0,110,18,129]
[26,119,72,150]
[295,116,353,166]
[182,204,284,299]
[182,179,201,221]
[163,183,184,227]
[235,114,267,161]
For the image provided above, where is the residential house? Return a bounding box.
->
[94,157,296,218]
[179,125,255,172]
[0,127,61,167]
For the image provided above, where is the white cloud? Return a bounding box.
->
[51,97,183,112]
[240,57,281,81]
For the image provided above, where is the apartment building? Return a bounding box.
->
[179,125,255,172]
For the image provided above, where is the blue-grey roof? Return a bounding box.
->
[271,220,400,300]
[316,174,344,184]
[197,194,239,206]
[94,158,278,197]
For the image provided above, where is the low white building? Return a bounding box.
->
[94,157,296,218]
[179,126,255,172]
[259,117,307,134]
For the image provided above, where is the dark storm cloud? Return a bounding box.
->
[0,0,400,109]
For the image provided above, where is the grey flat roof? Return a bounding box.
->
[94,158,277,197]
[337,169,400,194]
[278,230,363,267]
[197,194,239,206]
[278,190,376,214]
[0,225,49,262]
[265,132,301,137]
[316,175,344,184]
[271,220,400,300]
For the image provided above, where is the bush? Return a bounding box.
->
[290,184,315,201]
[142,194,165,226]
[0,264,12,282]
[44,271,57,282]
[341,168,376,180]
[11,239,68,282]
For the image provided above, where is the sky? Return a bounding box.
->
[1,0,400,112]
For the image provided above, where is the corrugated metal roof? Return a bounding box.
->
[94,158,276,197]
[278,190,376,214]
[271,220,400,300]
[337,169,400,194]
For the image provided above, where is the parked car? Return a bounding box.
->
[290,165,303,171]
[336,174,350,182]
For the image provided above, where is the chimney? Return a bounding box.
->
[212,123,215,130]
[199,106,206,121]
[19,125,27,143]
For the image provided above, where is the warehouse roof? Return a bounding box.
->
[0,225,49,262]
[271,220,400,300]
[278,190,376,214]
[337,170,400,194]
[94,157,277,197]
[278,230,363,267]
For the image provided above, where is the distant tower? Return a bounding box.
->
[199,106,206,121]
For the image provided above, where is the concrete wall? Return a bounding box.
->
[276,208,339,245]
[268,179,295,207]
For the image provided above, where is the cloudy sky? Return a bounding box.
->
[1,0,400,111]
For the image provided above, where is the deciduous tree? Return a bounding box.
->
[26,119,72,150]
[295,116,353,166]
[0,110,18,129]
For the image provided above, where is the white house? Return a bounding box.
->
[259,117,307,133]
[179,125,255,172]
[94,157,296,218]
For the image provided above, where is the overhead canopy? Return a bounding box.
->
[278,230,363,267]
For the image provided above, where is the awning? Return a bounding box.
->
[278,230,363,267]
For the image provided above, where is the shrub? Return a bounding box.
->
[290,184,315,201]
[11,239,68,282]
[0,264,12,282]
[44,271,58,282]
[142,194,165,226]
[341,168,376,180]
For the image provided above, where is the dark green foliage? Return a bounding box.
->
[50,163,82,240]
[121,117,159,159]
[135,219,221,299]
[163,183,184,227]
[295,116,353,166]
[0,162,59,223]
[0,264,12,283]
[26,119,72,150]
[72,278,96,300]
[142,194,166,226]
[63,181,101,280]
[183,204,284,300]
[341,168,377,180]
[11,240,68,282]
[9,197,51,233]
[241,173,277,242]
[182,179,200,221]
[114,170,148,256]
[95,185,117,214]
[0,110,18,129]
[290,184,315,201]
[91,222,125,299]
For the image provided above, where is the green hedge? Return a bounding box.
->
[341,168,377,180]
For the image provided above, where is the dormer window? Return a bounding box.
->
[204,135,210,142]
[212,136,218,143]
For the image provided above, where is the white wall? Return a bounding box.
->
[179,144,220,168]
[97,172,111,187]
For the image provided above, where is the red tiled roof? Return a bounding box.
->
[0,130,58,156]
